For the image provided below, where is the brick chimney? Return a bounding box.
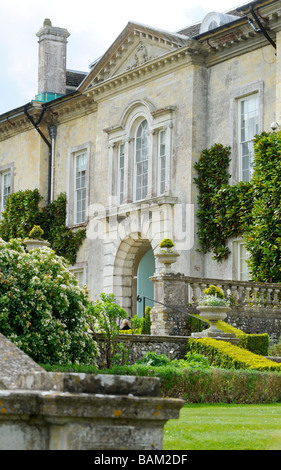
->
[36,19,70,101]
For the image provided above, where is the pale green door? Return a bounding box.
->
[137,248,155,317]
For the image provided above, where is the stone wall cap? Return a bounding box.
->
[15,372,162,397]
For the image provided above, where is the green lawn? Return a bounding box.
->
[163,403,281,450]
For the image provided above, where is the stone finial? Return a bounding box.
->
[43,18,52,26]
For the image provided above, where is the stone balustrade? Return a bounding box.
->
[149,273,281,340]
[186,276,281,312]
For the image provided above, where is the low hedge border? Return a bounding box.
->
[187,337,281,372]
[43,363,281,404]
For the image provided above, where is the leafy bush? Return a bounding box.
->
[159,238,175,249]
[136,350,210,370]
[187,337,281,372]
[203,285,225,298]
[269,337,281,357]
[0,238,98,365]
[89,293,127,368]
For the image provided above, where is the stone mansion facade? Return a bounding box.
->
[0,0,281,317]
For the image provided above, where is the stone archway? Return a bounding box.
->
[113,232,154,317]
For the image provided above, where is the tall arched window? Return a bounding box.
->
[135,120,148,201]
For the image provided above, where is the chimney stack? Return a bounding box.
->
[36,19,70,101]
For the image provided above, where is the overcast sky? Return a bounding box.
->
[0,0,245,115]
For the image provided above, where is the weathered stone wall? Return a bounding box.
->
[95,333,188,367]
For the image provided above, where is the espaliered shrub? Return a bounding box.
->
[187,337,281,372]
[193,144,232,261]
[194,133,281,281]
[244,131,281,282]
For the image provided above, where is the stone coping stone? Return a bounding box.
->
[0,333,44,389]
[15,372,161,397]
[0,389,183,421]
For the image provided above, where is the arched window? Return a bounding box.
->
[135,119,148,201]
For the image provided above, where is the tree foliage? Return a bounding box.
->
[0,238,98,365]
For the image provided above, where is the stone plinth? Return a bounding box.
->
[0,334,184,450]
[150,273,190,336]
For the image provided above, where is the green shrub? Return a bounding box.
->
[187,337,281,372]
[269,338,281,357]
[203,285,224,298]
[0,238,98,365]
[142,306,151,334]
[159,238,175,248]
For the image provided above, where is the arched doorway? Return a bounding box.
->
[113,233,155,318]
[136,248,155,317]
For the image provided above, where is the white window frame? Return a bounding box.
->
[230,81,263,184]
[67,144,90,227]
[158,128,167,195]
[1,171,11,213]
[0,163,14,215]
[105,101,175,207]
[117,142,125,205]
[134,119,149,202]
[238,241,250,281]
[74,152,87,225]
[238,94,259,183]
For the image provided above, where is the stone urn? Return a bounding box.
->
[23,225,50,252]
[24,239,50,252]
[193,305,230,337]
[155,238,179,274]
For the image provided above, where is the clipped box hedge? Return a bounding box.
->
[188,315,269,356]
[187,337,281,372]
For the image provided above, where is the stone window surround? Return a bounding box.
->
[229,80,264,185]
[105,100,175,208]
[0,162,14,215]
[66,142,91,228]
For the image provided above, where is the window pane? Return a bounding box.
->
[118,144,125,204]
[239,95,258,182]
[75,153,87,223]
[2,171,11,211]
[135,120,148,201]
[159,130,166,195]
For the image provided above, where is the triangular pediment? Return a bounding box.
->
[79,22,189,91]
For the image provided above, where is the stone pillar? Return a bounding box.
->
[0,334,184,450]
[150,273,189,336]
[36,19,70,97]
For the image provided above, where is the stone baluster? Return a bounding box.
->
[244,286,252,307]
[237,285,245,306]
[266,288,273,308]
[273,288,280,309]
[259,287,266,307]
[252,287,259,307]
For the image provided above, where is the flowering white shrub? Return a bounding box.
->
[0,238,98,365]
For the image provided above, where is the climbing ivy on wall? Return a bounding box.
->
[193,144,233,261]
[0,190,86,265]
[194,132,281,283]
